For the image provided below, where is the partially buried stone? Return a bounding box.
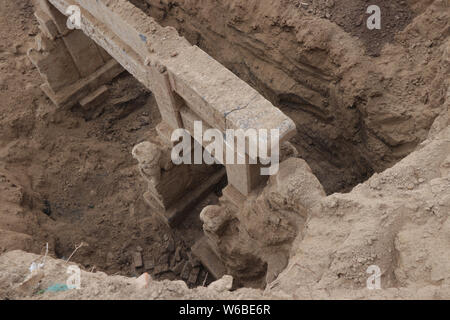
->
[153,263,170,275]
[181,262,192,280]
[135,273,150,289]
[132,252,143,268]
[172,261,184,275]
[144,259,154,271]
[188,267,200,285]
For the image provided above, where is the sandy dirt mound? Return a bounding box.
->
[271,124,449,298]
[0,250,266,300]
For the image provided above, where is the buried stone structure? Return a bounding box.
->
[29,0,302,286]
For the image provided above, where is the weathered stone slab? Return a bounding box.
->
[49,0,150,87]
[63,30,105,77]
[34,9,59,40]
[79,85,108,110]
[156,121,177,147]
[28,38,80,93]
[95,44,112,63]
[149,67,184,130]
[225,165,250,196]
[73,0,163,60]
[192,237,227,280]
[180,107,265,195]
[164,168,226,227]
[37,0,70,36]
[132,251,143,268]
[221,185,246,211]
[179,106,253,162]
[167,46,268,132]
[188,266,200,285]
[34,33,57,52]
[225,162,267,196]
[40,59,123,108]
[226,94,297,147]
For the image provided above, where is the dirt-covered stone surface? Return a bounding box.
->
[0,0,449,300]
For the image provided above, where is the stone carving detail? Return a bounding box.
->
[132,141,170,187]
[199,158,326,288]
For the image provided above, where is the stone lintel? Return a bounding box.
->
[48,0,296,143]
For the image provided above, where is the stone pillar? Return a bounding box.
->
[149,63,184,131]
[132,137,226,227]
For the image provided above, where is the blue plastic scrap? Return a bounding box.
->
[45,283,70,292]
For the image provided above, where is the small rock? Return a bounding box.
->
[208,275,233,293]
[169,255,176,268]
[156,63,166,73]
[158,253,170,265]
[172,261,184,275]
[175,247,182,262]
[181,262,192,280]
[165,239,175,253]
[135,273,151,289]
[106,252,114,265]
[132,252,143,268]
[144,259,154,271]
[188,267,200,285]
[188,252,201,267]
[154,264,170,275]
